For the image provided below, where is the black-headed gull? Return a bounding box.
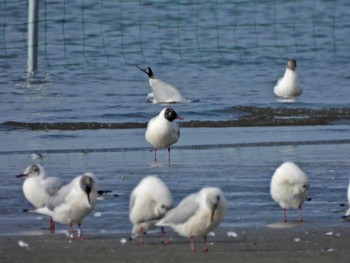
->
[145,107,183,162]
[26,172,97,239]
[273,59,302,99]
[270,162,310,223]
[129,176,173,244]
[156,187,227,252]
[137,66,185,104]
[17,164,63,230]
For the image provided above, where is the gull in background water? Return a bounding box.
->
[145,107,183,162]
[129,176,173,244]
[25,172,97,239]
[270,162,310,223]
[137,66,186,104]
[273,59,303,99]
[17,164,63,231]
[156,187,227,252]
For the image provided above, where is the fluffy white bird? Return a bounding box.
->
[129,176,173,244]
[137,66,185,104]
[273,59,302,99]
[156,187,227,252]
[17,164,63,230]
[27,172,97,239]
[270,162,310,223]
[145,107,183,162]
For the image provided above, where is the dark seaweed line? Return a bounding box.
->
[1,139,350,156]
[2,116,349,131]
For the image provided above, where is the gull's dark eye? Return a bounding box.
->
[164,108,178,121]
[32,165,40,173]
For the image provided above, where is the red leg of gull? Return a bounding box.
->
[202,236,209,252]
[299,206,303,223]
[50,217,55,233]
[189,235,196,252]
[283,208,287,223]
[161,227,169,245]
[69,223,74,239]
[139,226,144,245]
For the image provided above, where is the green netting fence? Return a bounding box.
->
[0,0,347,71]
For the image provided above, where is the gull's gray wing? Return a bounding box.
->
[43,177,63,196]
[46,181,73,210]
[159,193,199,225]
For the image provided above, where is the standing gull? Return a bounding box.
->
[129,176,173,244]
[137,66,185,104]
[17,164,63,230]
[273,59,302,99]
[145,107,183,162]
[26,172,97,239]
[270,162,310,223]
[156,187,227,252]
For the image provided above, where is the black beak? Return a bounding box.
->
[211,204,218,222]
[136,65,148,75]
[85,185,92,204]
[16,173,27,178]
[84,185,91,204]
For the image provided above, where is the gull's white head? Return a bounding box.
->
[16,164,45,179]
[80,173,97,206]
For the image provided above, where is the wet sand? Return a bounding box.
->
[1,226,350,263]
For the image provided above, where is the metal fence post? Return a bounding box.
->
[27,0,39,74]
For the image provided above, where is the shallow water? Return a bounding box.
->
[1,1,350,237]
[1,126,350,236]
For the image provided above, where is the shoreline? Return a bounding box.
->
[1,226,350,263]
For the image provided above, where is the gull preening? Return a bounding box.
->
[17,164,63,230]
[270,162,310,223]
[129,176,173,244]
[137,66,185,104]
[156,187,227,252]
[273,59,302,99]
[145,107,183,162]
[26,172,97,239]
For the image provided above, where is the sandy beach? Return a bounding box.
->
[1,225,350,263]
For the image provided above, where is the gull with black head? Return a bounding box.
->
[137,66,185,104]
[145,107,183,162]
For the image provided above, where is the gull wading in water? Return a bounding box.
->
[25,172,97,239]
[129,176,173,245]
[145,107,183,162]
[270,162,310,223]
[273,59,302,99]
[156,187,227,252]
[17,164,63,231]
[137,66,185,104]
